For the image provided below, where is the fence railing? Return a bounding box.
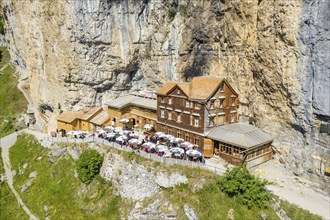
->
[44,136,226,175]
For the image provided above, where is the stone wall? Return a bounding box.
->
[1,0,329,189]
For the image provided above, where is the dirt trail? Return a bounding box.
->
[0,132,38,220]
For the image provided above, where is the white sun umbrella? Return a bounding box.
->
[114,127,123,133]
[116,136,124,143]
[142,142,156,149]
[96,129,106,134]
[156,145,168,152]
[118,135,128,140]
[186,149,202,157]
[180,141,192,147]
[170,147,184,154]
[106,133,116,138]
[154,132,165,138]
[128,138,141,145]
[129,133,140,138]
[175,138,184,143]
[164,135,175,141]
[119,118,130,124]
[104,126,114,131]
[123,130,132,135]
[144,124,153,131]
[72,131,82,136]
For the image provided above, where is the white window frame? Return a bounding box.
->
[194,101,199,109]
[194,116,199,127]
[177,112,181,122]
[161,109,165,118]
[186,100,190,108]
[168,111,172,120]
[219,99,225,108]
[169,97,172,105]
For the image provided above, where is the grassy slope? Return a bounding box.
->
[8,134,322,219]
[0,46,27,137]
[0,148,29,220]
[10,134,120,220]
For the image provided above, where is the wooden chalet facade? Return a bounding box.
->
[156,77,240,157]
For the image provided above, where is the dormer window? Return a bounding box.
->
[177,90,181,95]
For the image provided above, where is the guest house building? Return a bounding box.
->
[56,76,273,168]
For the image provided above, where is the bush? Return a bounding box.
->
[76,149,103,184]
[168,7,177,20]
[219,165,271,208]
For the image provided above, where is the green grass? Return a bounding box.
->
[0,46,27,137]
[10,134,121,219]
[0,146,29,220]
[279,199,321,220]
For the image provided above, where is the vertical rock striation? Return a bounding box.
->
[1,0,329,188]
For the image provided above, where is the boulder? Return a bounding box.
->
[29,171,37,178]
[184,204,199,220]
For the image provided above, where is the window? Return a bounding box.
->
[219,99,225,108]
[168,97,172,105]
[194,101,199,109]
[161,109,165,118]
[220,82,224,91]
[209,100,215,109]
[194,116,199,126]
[177,130,181,138]
[232,98,235,106]
[209,117,215,127]
[177,90,181,95]
[186,100,190,108]
[168,110,172,120]
[185,133,189,141]
[177,112,181,122]
[194,137,199,146]
[168,128,172,135]
[161,96,165,103]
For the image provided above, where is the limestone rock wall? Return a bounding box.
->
[1,0,329,188]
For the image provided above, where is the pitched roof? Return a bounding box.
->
[206,123,274,149]
[156,82,177,95]
[156,77,238,100]
[188,77,223,100]
[57,111,83,123]
[79,107,102,121]
[90,110,110,125]
[105,95,157,110]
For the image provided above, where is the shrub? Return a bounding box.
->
[76,149,103,184]
[219,165,271,208]
[168,7,177,20]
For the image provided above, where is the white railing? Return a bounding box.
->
[44,136,226,175]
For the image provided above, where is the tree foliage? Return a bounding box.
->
[219,165,271,209]
[76,149,103,184]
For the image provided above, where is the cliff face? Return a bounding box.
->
[2,0,329,188]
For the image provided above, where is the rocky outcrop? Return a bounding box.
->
[1,0,329,189]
